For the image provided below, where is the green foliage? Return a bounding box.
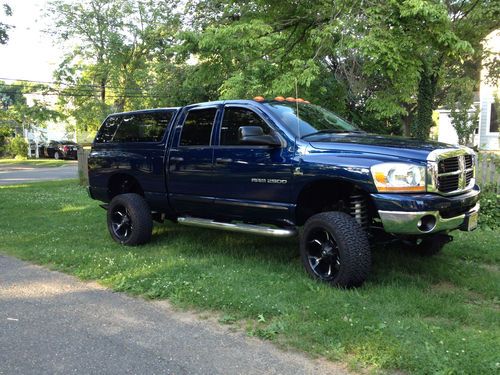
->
[0,180,499,374]
[7,136,28,158]
[479,188,500,230]
[0,3,12,44]
[44,0,500,136]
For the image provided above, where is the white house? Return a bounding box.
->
[437,29,499,150]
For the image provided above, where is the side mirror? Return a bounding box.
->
[238,126,281,147]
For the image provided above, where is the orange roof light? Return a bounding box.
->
[253,96,265,102]
[285,97,296,102]
[274,96,285,102]
[304,100,311,104]
[296,98,305,103]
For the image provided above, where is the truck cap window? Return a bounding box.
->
[221,107,270,145]
[94,115,121,143]
[179,108,217,146]
[112,112,173,143]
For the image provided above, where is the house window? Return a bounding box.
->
[490,102,499,133]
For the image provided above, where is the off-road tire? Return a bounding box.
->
[107,193,152,246]
[300,211,371,288]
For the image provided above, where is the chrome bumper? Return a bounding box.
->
[378,203,480,235]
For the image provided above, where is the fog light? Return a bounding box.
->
[417,215,437,232]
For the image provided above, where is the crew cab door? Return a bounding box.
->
[166,105,221,216]
[211,105,294,223]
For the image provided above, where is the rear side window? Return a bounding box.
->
[220,107,270,145]
[112,112,173,143]
[179,108,217,146]
[95,116,121,143]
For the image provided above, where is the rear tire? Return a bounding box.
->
[107,193,152,246]
[54,151,60,160]
[300,211,371,288]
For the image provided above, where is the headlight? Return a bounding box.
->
[370,163,426,192]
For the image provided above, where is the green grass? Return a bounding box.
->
[0,158,72,168]
[0,180,498,374]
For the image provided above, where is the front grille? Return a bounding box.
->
[438,157,459,173]
[429,151,475,195]
[464,155,473,168]
[438,174,460,192]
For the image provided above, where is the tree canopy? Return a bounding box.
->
[37,0,500,139]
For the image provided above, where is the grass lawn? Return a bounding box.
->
[0,158,72,168]
[0,180,498,374]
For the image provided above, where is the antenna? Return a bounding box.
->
[295,78,300,140]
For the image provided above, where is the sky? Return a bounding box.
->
[0,0,64,83]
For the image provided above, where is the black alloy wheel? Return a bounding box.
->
[305,228,341,281]
[110,205,133,242]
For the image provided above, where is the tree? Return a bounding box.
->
[0,3,12,44]
[181,0,500,138]
[47,0,182,132]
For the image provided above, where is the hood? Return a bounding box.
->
[307,133,459,162]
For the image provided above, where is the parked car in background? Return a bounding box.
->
[42,140,78,160]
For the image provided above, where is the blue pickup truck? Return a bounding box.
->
[88,98,480,287]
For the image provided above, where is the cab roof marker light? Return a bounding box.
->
[253,96,265,102]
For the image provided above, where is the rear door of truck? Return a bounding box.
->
[165,103,222,216]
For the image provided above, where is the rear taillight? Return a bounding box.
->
[63,145,69,152]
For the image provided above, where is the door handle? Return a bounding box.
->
[215,157,233,164]
[170,157,184,162]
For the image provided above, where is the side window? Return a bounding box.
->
[179,108,217,146]
[95,116,121,143]
[220,107,270,146]
[112,112,173,143]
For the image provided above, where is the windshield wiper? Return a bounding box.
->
[301,129,365,139]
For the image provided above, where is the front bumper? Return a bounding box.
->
[378,203,479,234]
[372,186,480,235]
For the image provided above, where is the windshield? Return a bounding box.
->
[263,101,361,139]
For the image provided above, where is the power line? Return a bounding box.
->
[0,76,172,92]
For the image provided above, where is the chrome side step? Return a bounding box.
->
[177,217,297,238]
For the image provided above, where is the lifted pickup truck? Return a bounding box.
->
[88,98,480,287]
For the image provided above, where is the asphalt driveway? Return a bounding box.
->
[0,163,78,185]
[0,255,348,375]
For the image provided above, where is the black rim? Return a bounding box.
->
[305,228,341,281]
[110,205,133,241]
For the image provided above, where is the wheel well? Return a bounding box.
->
[108,174,144,200]
[295,179,373,226]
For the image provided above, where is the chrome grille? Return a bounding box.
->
[427,149,475,196]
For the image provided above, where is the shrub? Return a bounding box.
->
[479,186,499,230]
[7,136,28,159]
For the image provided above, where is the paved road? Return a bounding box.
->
[0,163,78,185]
[0,255,349,375]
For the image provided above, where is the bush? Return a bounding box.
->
[479,186,499,230]
[7,136,28,159]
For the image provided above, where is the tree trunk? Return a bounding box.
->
[412,65,438,140]
[100,79,106,102]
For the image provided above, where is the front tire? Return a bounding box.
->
[53,151,60,159]
[300,212,371,288]
[107,193,153,246]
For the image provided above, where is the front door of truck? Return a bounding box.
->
[211,105,294,223]
[166,105,221,216]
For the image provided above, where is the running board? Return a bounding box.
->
[177,217,297,238]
